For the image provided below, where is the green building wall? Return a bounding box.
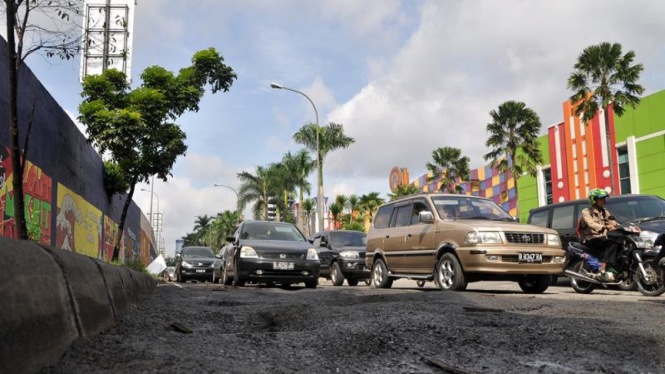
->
[516,135,549,222]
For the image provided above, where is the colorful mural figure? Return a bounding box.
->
[124,227,139,263]
[0,147,53,244]
[103,216,120,262]
[407,159,518,217]
[56,183,103,258]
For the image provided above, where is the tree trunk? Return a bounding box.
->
[113,175,138,261]
[298,186,305,234]
[6,2,28,240]
[603,107,617,194]
[262,185,267,220]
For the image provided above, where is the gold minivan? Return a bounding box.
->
[365,193,565,293]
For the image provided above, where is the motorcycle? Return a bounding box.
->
[564,223,665,297]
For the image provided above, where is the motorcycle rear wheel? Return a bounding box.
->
[635,259,665,297]
[570,260,596,294]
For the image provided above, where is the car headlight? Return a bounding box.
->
[640,231,660,247]
[339,251,359,259]
[553,256,565,263]
[181,261,193,269]
[240,246,258,258]
[306,248,319,261]
[547,234,561,247]
[465,231,502,244]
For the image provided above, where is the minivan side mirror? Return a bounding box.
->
[419,211,434,223]
[225,236,235,243]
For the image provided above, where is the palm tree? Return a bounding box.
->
[303,198,316,236]
[348,194,361,223]
[293,122,355,227]
[360,192,385,222]
[329,202,344,229]
[484,101,544,214]
[426,147,470,193]
[335,194,348,214]
[282,150,315,229]
[193,215,213,232]
[568,42,644,194]
[238,166,272,220]
[269,162,296,222]
[388,185,421,201]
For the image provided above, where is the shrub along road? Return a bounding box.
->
[41,280,665,374]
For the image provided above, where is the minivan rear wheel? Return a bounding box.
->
[372,258,393,289]
[518,275,551,294]
[331,262,345,286]
[436,253,466,291]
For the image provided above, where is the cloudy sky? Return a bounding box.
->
[8,0,665,255]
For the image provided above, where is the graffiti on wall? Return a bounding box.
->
[0,147,53,244]
[56,183,103,258]
[103,216,120,262]
[124,227,138,263]
[140,212,156,265]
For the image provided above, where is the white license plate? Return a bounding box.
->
[518,253,542,263]
[273,262,295,270]
[196,269,206,273]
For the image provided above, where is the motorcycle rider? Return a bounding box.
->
[581,188,619,280]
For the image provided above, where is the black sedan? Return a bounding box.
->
[312,230,370,286]
[176,246,216,283]
[220,221,320,288]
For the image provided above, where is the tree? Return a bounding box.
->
[302,198,316,236]
[79,48,236,260]
[484,101,543,215]
[426,147,470,194]
[328,202,343,228]
[238,166,272,220]
[282,150,315,230]
[360,192,385,222]
[347,194,361,224]
[568,42,644,194]
[293,123,354,227]
[3,0,84,239]
[335,195,348,213]
[388,185,421,201]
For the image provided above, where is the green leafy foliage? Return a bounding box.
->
[102,161,130,198]
[426,147,470,194]
[388,185,422,201]
[343,221,366,233]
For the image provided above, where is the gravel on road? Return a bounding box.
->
[40,280,665,374]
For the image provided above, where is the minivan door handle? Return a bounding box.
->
[406,233,413,238]
[385,235,390,239]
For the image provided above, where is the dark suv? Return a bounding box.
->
[176,246,216,283]
[311,230,370,286]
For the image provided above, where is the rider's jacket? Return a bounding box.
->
[581,205,617,241]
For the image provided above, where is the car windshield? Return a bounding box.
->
[241,222,306,242]
[329,231,367,247]
[605,196,665,223]
[431,196,513,221]
[182,247,214,258]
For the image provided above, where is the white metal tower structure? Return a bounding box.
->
[80,0,136,83]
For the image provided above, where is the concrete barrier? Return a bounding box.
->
[0,239,157,374]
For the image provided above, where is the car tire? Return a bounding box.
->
[222,262,233,286]
[364,278,372,286]
[617,277,638,291]
[569,260,596,294]
[436,253,466,291]
[416,280,426,288]
[347,278,359,286]
[518,275,551,294]
[331,262,345,286]
[233,259,245,287]
[305,280,317,289]
[178,271,186,283]
[212,271,217,284]
[372,258,393,289]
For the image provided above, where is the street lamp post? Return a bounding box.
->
[213,183,240,224]
[270,82,324,232]
[141,188,161,253]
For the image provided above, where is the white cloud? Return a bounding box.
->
[302,77,337,116]
[325,0,665,186]
[267,135,286,151]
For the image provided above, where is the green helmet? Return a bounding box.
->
[588,188,609,205]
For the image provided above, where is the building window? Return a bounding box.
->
[617,147,631,194]
[542,167,553,205]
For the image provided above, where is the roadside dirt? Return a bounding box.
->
[40,281,665,374]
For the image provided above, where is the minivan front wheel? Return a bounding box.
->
[372,258,393,289]
[436,253,467,291]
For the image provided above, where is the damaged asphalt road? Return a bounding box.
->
[41,281,665,374]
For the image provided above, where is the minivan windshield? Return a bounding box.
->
[605,196,665,223]
[329,231,367,247]
[241,222,306,242]
[431,196,513,221]
[182,247,214,258]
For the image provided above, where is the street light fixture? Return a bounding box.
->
[213,183,241,224]
[270,82,323,232]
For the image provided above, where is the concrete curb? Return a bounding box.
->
[0,238,157,374]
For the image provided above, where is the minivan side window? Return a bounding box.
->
[529,210,549,228]
[374,206,393,229]
[551,205,575,230]
[394,205,413,227]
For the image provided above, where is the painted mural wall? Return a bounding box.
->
[0,36,157,265]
